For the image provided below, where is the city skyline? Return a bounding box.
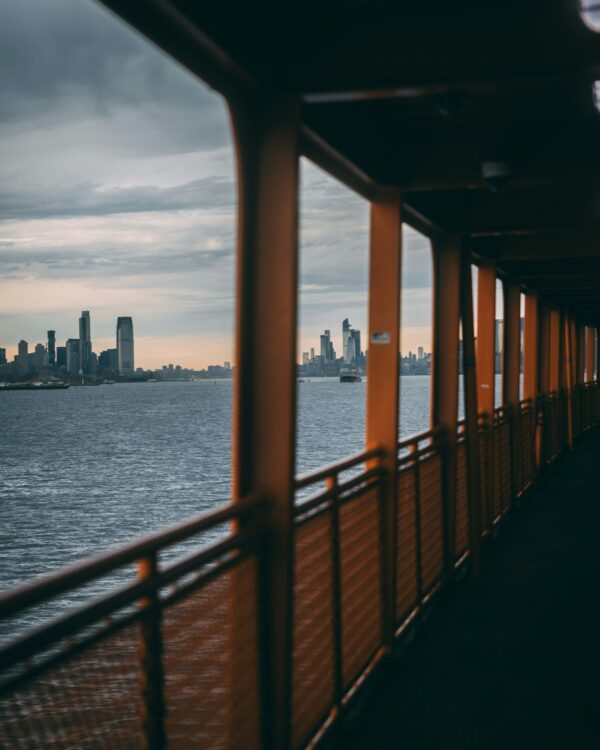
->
[0,0,435,372]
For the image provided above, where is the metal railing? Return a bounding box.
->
[0,495,267,750]
[292,448,384,749]
[0,383,599,749]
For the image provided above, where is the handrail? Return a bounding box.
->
[397,426,444,451]
[294,447,383,490]
[0,493,266,618]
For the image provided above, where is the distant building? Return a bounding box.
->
[342,318,362,365]
[0,348,6,366]
[302,352,309,365]
[17,340,28,373]
[66,338,80,375]
[98,348,118,372]
[116,317,134,374]
[342,318,351,362]
[418,346,424,360]
[47,330,56,366]
[79,311,91,374]
[34,343,45,370]
[224,361,231,370]
[56,346,66,368]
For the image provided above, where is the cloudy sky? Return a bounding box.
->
[0,0,433,369]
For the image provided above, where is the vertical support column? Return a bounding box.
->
[366,188,402,645]
[564,313,575,449]
[504,283,521,500]
[523,292,539,401]
[537,304,551,467]
[549,309,561,393]
[476,260,496,530]
[586,326,595,382]
[577,324,586,384]
[459,246,482,584]
[229,94,300,750]
[432,235,461,576]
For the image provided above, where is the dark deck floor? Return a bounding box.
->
[345,429,600,750]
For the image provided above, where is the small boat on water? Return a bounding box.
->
[340,370,362,383]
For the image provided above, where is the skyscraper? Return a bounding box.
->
[47,330,56,366]
[79,311,91,374]
[17,340,28,373]
[116,317,134,375]
[0,348,6,366]
[342,318,351,361]
[34,343,45,370]
[66,339,80,375]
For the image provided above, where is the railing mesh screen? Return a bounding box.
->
[291,512,335,750]
[340,487,382,688]
[0,623,141,749]
[455,442,469,557]
[419,455,444,592]
[396,468,418,622]
[162,557,261,750]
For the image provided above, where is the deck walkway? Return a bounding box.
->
[346,429,600,750]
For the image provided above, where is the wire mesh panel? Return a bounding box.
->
[492,428,502,520]
[479,426,491,533]
[339,486,383,689]
[498,421,512,510]
[291,512,335,750]
[0,623,142,749]
[455,441,469,558]
[396,467,418,623]
[520,409,534,490]
[418,454,444,593]
[512,413,524,495]
[162,557,261,750]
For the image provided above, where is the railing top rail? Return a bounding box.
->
[0,493,265,617]
[294,446,383,489]
[397,425,444,451]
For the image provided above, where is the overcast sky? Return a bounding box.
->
[0,0,434,369]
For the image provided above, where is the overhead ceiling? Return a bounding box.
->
[101,0,600,324]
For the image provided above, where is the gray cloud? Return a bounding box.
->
[0,177,235,221]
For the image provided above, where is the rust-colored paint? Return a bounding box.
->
[523,292,539,401]
[229,94,301,750]
[459,246,482,585]
[432,235,461,574]
[564,314,574,450]
[538,304,551,396]
[476,260,496,529]
[549,309,561,393]
[586,326,595,382]
[577,324,586,385]
[476,260,496,417]
[366,189,402,644]
[503,284,521,407]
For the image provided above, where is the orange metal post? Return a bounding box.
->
[229,94,300,750]
[564,314,575,449]
[504,284,521,408]
[586,327,595,382]
[432,235,461,575]
[366,188,402,645]
[504,283,521,500]
[538,304,551,396]
[459,246,482,584]
[577,323,586,385]
[523,292,539,401]
[476,260,496,530]
[476,260,496,417]
[549,309,561,393]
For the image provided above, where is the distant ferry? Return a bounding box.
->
[340,370,362,383]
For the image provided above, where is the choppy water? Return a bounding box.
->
[0,376,436,637]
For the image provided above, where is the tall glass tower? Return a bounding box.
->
[47,330,56,366]
[116,317,134,375]
[78,311,91,374]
